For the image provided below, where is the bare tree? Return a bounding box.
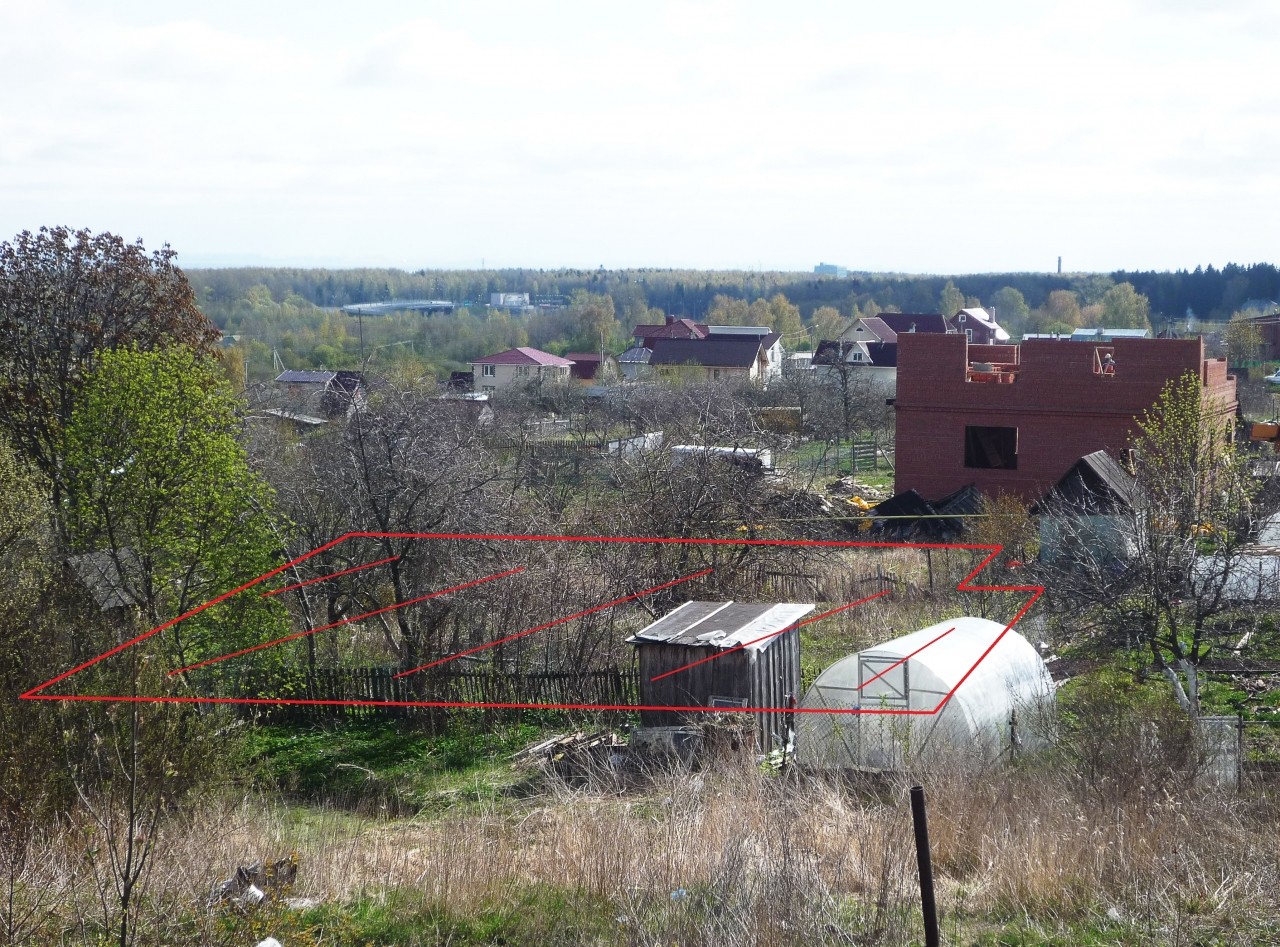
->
[263,377,524,674]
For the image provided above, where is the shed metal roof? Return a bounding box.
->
[627,600,814,652]
[1035,449,1137,514]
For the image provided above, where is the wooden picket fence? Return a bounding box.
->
[228,666,640,720]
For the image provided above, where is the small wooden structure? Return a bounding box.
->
[628,600,813,753]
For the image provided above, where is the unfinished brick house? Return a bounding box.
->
[894,334,1238,503]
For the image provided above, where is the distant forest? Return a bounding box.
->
[191,263,1280,324]
[187,263,1280,383]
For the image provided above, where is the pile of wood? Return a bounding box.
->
[513,730,628,783]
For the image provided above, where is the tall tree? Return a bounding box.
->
[62,346,286,676]
[766,293,804,339]
[809,305,846,343]
[1041,290,1084,330]
[990,287,1030,336]
[1040,373,1265,716]
[1100,282,1152,330]
[938,280,965,316]
[0,228,218,510]
[1223,312,1264,370]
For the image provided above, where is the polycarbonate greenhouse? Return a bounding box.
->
[796,617,1054,771]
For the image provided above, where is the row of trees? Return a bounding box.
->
[192,261,1280,337]
[208,258,1239,390]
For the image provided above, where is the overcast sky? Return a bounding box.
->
[2,0,1277,273]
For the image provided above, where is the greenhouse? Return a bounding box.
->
[796,617,1054,771]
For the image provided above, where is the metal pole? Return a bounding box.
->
[910,785,940,947]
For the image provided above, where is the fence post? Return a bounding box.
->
[909,786,941,947]
[1237,713,1245,791]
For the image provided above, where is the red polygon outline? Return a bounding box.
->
[20,532,1043,717]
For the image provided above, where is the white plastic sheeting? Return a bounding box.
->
[797,617,1053,771]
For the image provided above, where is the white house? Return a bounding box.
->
[470,347,574,391]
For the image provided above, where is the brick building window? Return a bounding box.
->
[964,425,1018,469]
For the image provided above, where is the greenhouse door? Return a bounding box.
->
[859,655,908,708]
[859,654,910,769]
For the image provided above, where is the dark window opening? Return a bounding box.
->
[964,425,1018,469]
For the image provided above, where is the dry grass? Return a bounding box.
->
[8,746,1280,946]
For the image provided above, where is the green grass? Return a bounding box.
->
[237,716,546,813]
[291,885,618,947]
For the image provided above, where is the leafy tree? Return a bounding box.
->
[0,439,66,944]
[1042,289,1084,328]
[809,305,847,342]
[61,346,287,676]
[705,294,751,326]
[1224,312,1264,370]
[569,290,623,354]
[938,280,965,316]
[766,293,804,339]
[1099,282,1152,330]
[0,227,219,508]
[1040,372,1264,716]
[990,287,1030,337]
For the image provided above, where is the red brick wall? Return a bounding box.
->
[894,335,1238,503]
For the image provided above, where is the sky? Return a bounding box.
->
[2,0,1278,273]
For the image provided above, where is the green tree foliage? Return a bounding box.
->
[569,290,623,354]
[766,293,804,339]
[808,305,847,344]
[0,228,218,502]
[1099,282,1152,330]
[0,439,61,834]
[1042,289,1084,328]
[938,279,965,316]
[1224,312,1264,370]
[705,294,751,326]
[61,347,288,677]
[1042,373,1262,716]
[990,286,1030,336]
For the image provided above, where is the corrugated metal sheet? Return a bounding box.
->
[627,601,812,652]
[630,601,812,752]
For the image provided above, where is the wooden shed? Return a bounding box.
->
[627,600,813,752]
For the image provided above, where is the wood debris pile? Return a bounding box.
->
[513,730,628,783]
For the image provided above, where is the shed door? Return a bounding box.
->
[859,654,908,708]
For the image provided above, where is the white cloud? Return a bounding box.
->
[0,0,1275,270]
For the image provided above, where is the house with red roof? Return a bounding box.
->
[631,317,708,350]
[470,347,575,391]
[629,316,786,383]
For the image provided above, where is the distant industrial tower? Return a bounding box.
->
[1057,256,1062,274]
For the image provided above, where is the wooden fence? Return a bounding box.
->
[227,666,640,720]
[788,440,883,477]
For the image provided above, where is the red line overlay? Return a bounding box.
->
[650,591,890,683]
[857,626,955,692]
[262,556,400,597]
[22,532,1044,716]
[393,567,713,678]
[18,694,947,715]
[21,535,352,700]
[169,567,524,676]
